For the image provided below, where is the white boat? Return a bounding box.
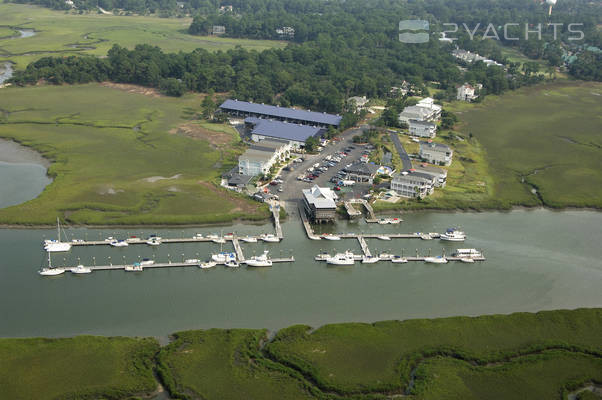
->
[146,237,162,246]
[125,263,144,272]
[199,261,216,269]
[225,260,240,268]
[260,234,280,243]
[110,240,129,247]
[460,258,475,263]
[39,267,65,276]
[184,259,201,264]
[390,218,401,224]
[240,236,257,243]
[104,236,115,242]
[224,233,234,240]
[43,218,72,253]
[206,234,218,240]
[377,236,391,241]
[322,234,341,241]
[194,233,204,239]
[377,218,389,225]
[212,237,226,244]
[140,258,155,266]
[211,252,236,263]
[419,233,433,240]
[326,251,355,265]
[453,248,482,258]
[70,265,92,274]
[246,251,273,267]
[440,228,466,242]
[361,255,380,264]
[391,256,408,263]
[378,253,393,260]
[424,256,448,264]
[71,239,84,243]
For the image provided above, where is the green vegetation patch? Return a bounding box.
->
[0,83,267,225]
[0,3,285,69]
[265,309,602,394]
[157,329,314,400]
[0,335,159,399]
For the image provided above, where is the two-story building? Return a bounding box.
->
[419,141,453,166]
[344,162,380,184]
[390,171,436,198]
[408,119,437,138]
[398,97,442,125]
[302,185,338,223]
[457,83,478,101]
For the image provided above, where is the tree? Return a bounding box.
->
[201,90,216,119]
[304,136,319,153]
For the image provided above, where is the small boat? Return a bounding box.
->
[140,258,155,266]
[452,248,482,258]
[390,218,401,224]
[104,236,115,242]
[391,256,408,263]
[71,265,92,274]
[260,234,280,243]
[240,236,258,243]
[206,234,218,240]
[71,239,85,244]
[211,252,236,263]
[326,251,355,265]
[194,233,204,239]
[184,259,201,264]
[377,218,389,225]
[440,228,466,242]
[246,251,273,267]
[146,237,162,246]
[424,256,448,264]
[199,261,216,269]
[224,233,234,240]
[378,253,393,260]
[377,236,391,241]
[361,255,380,264]
[225,260,240,268]
[125,263,144,272]
[110,240,129,247]
[322,234,341,241]
[212,237,226,244]
[39,267,65,276]
[460,258,475,263]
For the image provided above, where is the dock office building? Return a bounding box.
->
[302,185,338,223]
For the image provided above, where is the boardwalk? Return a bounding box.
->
[298,202,321,240]
[232,238,245,262]
[271,202,283,239]
[357,236,371,257]
[343,201,362,218]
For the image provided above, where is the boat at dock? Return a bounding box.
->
[146,236,162,246]
[212,236,226,244]
[240,236,258,243]
[246,251,273,267]
[211,252,236,263]
[39,267,65,276]
[391,256,408,263]
[43,218,72,253]
[424,256,448,264]
[322,234,341,241]
[140,258,155,266]
[378,253,393,260]
[418,233,433,240]
[378,218,401,225]
[452,249,482,258]
[125,263,144,272]
[460,258,475,263]
[110,240,129,247]
[260,233,280,243]
[199,261,216,269]
[71,265,92,274]
[361,255,380,264]
[440,228,466,242]
[225,260,240,268]
[184,259,201,264]
[377,236,391,240]
[327,251,356,265]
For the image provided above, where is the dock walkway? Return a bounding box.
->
[343,201,363,218]
[357,236,371,257]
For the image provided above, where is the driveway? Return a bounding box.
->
[389,132,412,171]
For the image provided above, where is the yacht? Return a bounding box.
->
[224,233,235,240]
[377,236,391,241]
[125,263,144,272]
[225,260,240,268]
[391,256,408,263]
[440,228,466,242]
[322,234,341,241]
[377,218,389,225]
[43,218,72,253]
[184,258,201,264]
[211,252,236,263]
[39,267,65,276]
[140,258,155,266]
[240,236,258,243]
[361,255,380,264]
[199,261,216,269]
[146,236,162,246]
[424,256,448,264]
[460,258,475,263]
[378,252,393,260]
[212,236,226,244]
[452,249,482,258]
[246,251,273,267]
[326,251,356,265]
[71,264,92,274]
[260,234,280,243]
[110,240,129,247]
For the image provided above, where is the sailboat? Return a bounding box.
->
[43,217,72,253]
[38,253,65,276]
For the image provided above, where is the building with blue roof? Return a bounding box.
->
[245,118,325,149]
[220,99,342,127]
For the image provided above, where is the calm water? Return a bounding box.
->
[0,140,52,209]
[0,209,600,338]
[0,62,13,84]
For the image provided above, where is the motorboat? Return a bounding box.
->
[110,240,129,247]
[71,239,85,244]
[260,234,280,243]
[146,237,162,246]
[125,263,144,272]
[70,265,92,274]
[322,234,341,241]
[391,256,408,263]
[212,236,226,244]
[211,252,236,263]
[424,256,448,264]
[390,218,401,224]
[246,251,273,267]
[240,236,257,243]
[377,218,389,225]
[224,233,235,240]
[140,258,155,266]
[199,261,216,269]
[326,251,356,265]
[43,218,72,253]
[194,233,204,239]
[440,228,466,242]
[361,255,380,264]
[452,249,482,258]
[39,267,65,276]
[206,234,218,240]
[225,260,240,268]
[378,253,393,260]
[460,258,475,263]
[126,236,140,243]
[104,236,115,242]
[377,236,391,241]
[184,259,201,264]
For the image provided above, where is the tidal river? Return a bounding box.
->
[0,209,600,338]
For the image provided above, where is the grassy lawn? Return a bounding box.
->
[0,83,267,225]
[0,336,159,399]
[265,308,602,394]
[0,2,285,69]
[158,329,314,400]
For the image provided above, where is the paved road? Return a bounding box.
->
[389,132,412,171]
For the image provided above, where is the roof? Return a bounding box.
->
[228,173,254,186]
[411,163,447,177]
[346,162,380,176]
[239,148,275,163]
[302,185,337,209]
[247,118,324,143]
[392,170,435,183]
[250,138,290,152]
[409,119,436,127]
[420,141,451,152]
[221,99,342,126]
[399,106,432,119]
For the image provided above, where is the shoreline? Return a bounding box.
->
[0,138,52,168]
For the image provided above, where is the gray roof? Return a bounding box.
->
[250,138,290,152]
[302,185,337,209]
[239,148,275,163]
[420,141,451,152]
[393,171,435,183]
[346,162,380,176]
[247,118,324,143]
[411,163,447,177]
[221,100,342,126]
[228,174,254,186]
[409,119,436,127]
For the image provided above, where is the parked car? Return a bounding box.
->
[334,186,341,191]
[270,181,278,186]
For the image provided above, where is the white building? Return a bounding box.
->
[409,119,437,138]
[398,97,442,125]
[238,139,290,176]
[390,171,436,199]
[457,83,478,101]
[412,164,447,187]
[347,96,369,112]
[419,141,453,166]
